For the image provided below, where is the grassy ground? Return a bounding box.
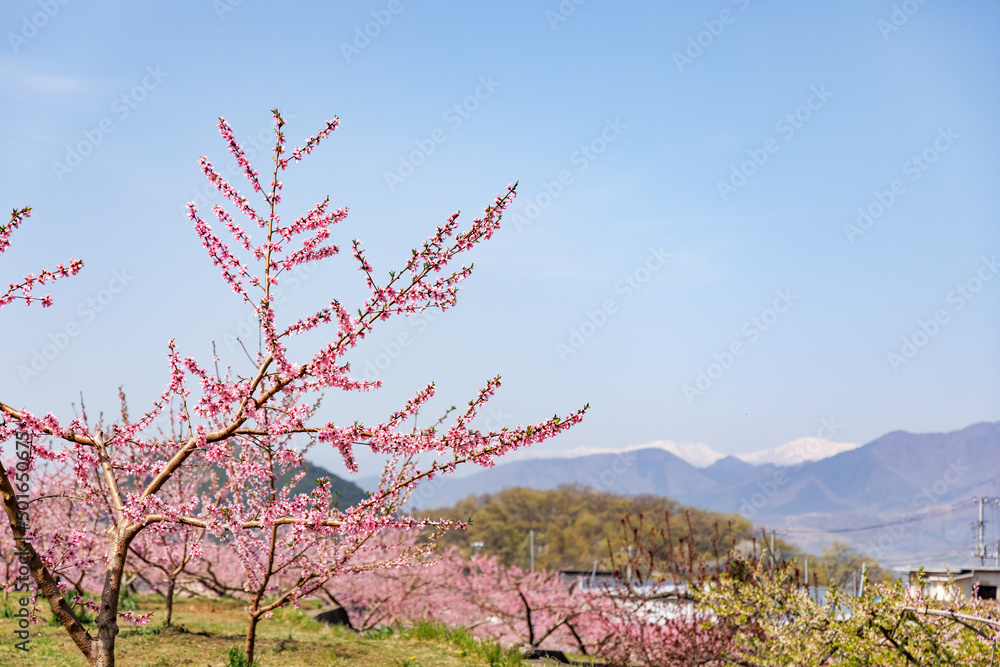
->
[0,596,524,666]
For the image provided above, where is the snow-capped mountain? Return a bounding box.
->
[644,436,861,468]
[552,440,727,468]
[734,437,861,466]
[399,422,1000,567]
[529,437,860,469]
[652,440,729,467]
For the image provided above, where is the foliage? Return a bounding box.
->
[599,509,1000,666]
[418,484,755,571]
[226,644,259,667]
[811,540,891,588]
[702,558,1000,666]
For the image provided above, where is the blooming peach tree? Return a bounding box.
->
[0,110,586,667]
[327,544,612,655]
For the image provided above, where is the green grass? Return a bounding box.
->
[0,595,523,666]
[357,622,522,667]
[401,623,521,667]
[226,644,257,667]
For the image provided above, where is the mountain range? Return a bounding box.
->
[536,436,862,468]
[394,422,1000,567]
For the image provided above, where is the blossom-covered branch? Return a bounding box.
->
[1,207,83,308]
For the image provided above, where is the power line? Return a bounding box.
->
[781,501,972,535]
[876,552,970,567]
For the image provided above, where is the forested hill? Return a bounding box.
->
[414,484,760,572]
[280,460,367,508]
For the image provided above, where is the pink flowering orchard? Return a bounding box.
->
[0,110,586,667]
[327,544,610,655]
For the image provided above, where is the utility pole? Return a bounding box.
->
[975,497,986,566]
[529,530,535,573]
[995,539,999,568]
[804,559,812,600]
[972,497,1000,566]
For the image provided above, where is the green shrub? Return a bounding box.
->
[225,645,260,667]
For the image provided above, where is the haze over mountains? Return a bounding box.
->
[541,436,862,468]
[391,422,1000,568]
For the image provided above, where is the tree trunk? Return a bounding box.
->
[244,613,260,666]
[518,588,536,648]
[89,528,136,667]
[0,459,94,662]
[164,578,175,627]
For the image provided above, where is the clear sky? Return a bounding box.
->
[2,1,997,477]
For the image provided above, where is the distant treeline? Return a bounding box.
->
[415,484,889,585]
[415,484,755,571]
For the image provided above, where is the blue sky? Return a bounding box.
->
[1,0,997,477]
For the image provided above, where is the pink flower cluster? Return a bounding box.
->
[1,207,83,308]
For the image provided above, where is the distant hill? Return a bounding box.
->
[405,422,1000,567]
[414,484,759,572]
[405,448,782,511]
[280,460,367,508]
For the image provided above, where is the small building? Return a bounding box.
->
[557,568,618,592]
[895,566,1000,601]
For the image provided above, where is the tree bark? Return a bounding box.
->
[245,613,260,666]
[0,459,94,662]
[164,578,175,627]
[89,526,137,667]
